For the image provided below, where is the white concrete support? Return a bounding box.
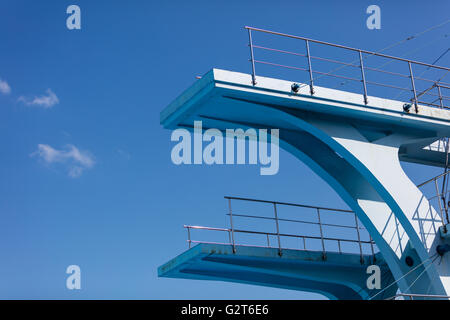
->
[307,116,450,295]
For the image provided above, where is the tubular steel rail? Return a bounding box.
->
[386,293,450,300]
[417,169,450,229]
[245,26,450,111]
[185,196,377,263]
[183,171,450,263]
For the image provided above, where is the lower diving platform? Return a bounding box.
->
[158,243,395,300]
[158,196,398,300]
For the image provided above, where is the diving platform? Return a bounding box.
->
[161,68,450,167]
[158,243,395,300]
[160,27,450,299]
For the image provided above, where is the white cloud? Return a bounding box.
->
[32,144,95,178]
[0,78,11,95]
[18,89,59,108]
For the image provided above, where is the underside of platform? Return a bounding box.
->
[158,243,396,300]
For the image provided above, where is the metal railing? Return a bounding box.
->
[245,26,450,111]
[185,196,377,263]
[418,170,450,227]
[386,293,450,300]
[424,137,449,153]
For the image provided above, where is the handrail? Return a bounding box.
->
[184,225,375,250]
[416,169,449,229]
[185,184,449,261]
[184,196,377,261]
[417,169,450,187]
[225,212,365,230]
[253,41,450,86]
[244,26,449,70]
[386,293,450,300]
[184,225,230,232]
[185,225,374,244]
[224,196,353,213]
[244,26,450,110]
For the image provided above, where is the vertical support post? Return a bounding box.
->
[187,227,191,249]
[354,213,363,264]
[370,235,375,257]
[442,138,450,228]
[247,28,257,86]
[394,215,403,255]
[358,50,368,105]
[273,203,282,256]
[337,240,341,254]
[303,236,306,250]
[437,85,444,109]
[305,40,315,95]
[266,234,270,247]
[408,61,419,113]
[228,198,236,253]
[317,208,326,260]
[434,179,446,228]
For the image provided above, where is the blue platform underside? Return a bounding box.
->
[158,243,397,300]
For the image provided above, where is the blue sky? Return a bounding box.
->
[0,0,449,299]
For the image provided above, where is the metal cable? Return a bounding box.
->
[302,19,450,91]
[335,34,449,92]
[368,253,439,300]
[401,255,441,298]
[394,47,450,101]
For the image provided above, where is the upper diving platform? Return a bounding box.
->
[161,68,450,167]
[161,26,450,167]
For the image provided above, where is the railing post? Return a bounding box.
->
[443,137,450,227]
[305,40,315,95]
[370,235,376,263]
[370,235,375,256]
[408,61,419,113]
[434,179,446,226]
[187,226,191,249]
[354,213,364,264]
[437,85,444,109]
[266,234,270,247]
[358,50,368,105]
[317,208,326,260]
[273,203,282,256]
[228,198,236,253]
[247,28,257,86]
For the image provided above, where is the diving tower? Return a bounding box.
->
[159,27,450,299]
